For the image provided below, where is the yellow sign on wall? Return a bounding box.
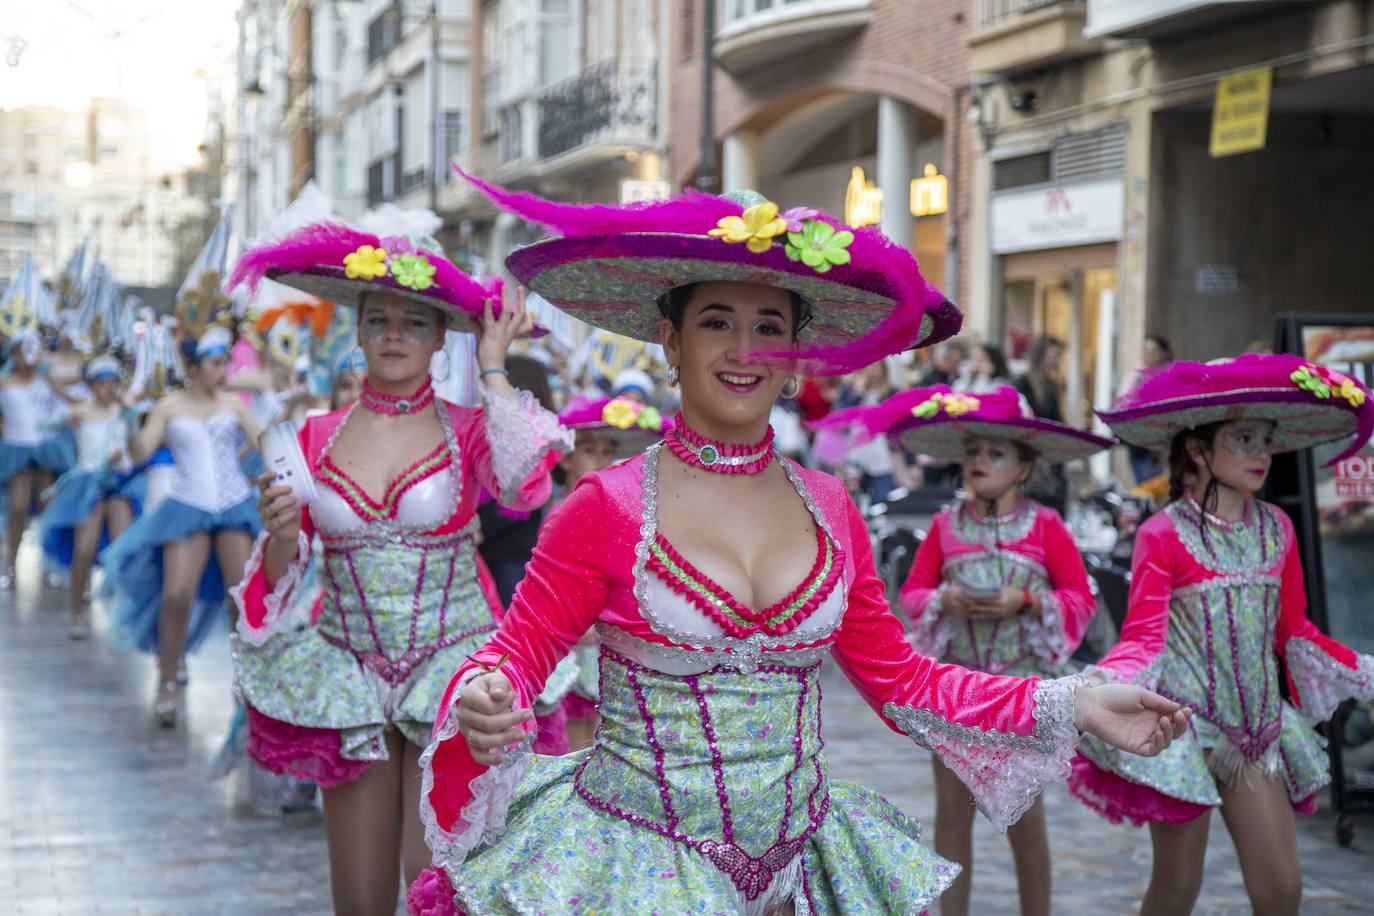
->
[910,163,948,217]
[845,166,883,227]
[1210,66,1272,158]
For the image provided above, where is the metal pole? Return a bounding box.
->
[429,0,440,212]
[697,0,717,193]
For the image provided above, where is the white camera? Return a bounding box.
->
[259,422,318,506]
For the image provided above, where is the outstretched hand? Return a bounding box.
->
[457,670,533,766]
[1075,683,1191,757]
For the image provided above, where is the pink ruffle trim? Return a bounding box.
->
[406,866,464,916]
[1068,753,1209,827]
[563,693,597,720]
[533,700,570,756]
[246,706,372,789]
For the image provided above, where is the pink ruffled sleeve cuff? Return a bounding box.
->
[479,383,572,511]
[1024,593,1074,668]
[231,530,313,646]
[906,586,955,659]
[1286,638,1374,726]
[883,674,1084,832]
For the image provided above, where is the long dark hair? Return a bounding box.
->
[1168,421,1225,516]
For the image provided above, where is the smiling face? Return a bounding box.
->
[357,292,445,387]
[1191,418,1276,492]
[661,282,796,439]
[961,436,1033,503]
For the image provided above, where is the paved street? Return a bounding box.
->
[1,537,1371,915]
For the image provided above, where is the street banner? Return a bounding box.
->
[1209,66,1271,158]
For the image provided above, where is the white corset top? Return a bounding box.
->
[1,381,52,446]
[76,415,130,472]
[165,412,253,512]
[311,464,457,535]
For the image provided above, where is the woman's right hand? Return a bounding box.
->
[459,670,534,766]
[941,587,976,619]
[256,469,301,544]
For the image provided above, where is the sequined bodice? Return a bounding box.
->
[1,380,50,446]
[575,649,828,904]
[75,415,129,472]
[1158,499,1286,761]
[165,412,252,511]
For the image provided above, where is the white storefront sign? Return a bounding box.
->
[991,179,1124,254]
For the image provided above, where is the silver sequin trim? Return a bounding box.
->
[950,499,1038,547]
[595,621,832,673]
[1172,572,1282,600]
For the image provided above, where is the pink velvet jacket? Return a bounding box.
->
[418,451,1088,873]
[900,501,1096,675]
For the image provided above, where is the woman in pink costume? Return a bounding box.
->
[228,227,569,915]
[405,176,1190,916]
[1069,353,1374,915]
[819,383,1112,915]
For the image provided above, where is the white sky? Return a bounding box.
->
[1,0,242,172]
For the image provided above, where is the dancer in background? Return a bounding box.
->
[38,355,139,638]
[878,385,1111,916]
[407,176,1188,915]
[100,326,262,726]
[0,330,76,588]
[1072,354,1374,916]
[229,225,567,915]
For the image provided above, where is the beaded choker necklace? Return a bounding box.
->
[359,376,435,416]
[666,412,774,474]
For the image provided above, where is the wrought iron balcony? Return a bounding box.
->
[536,59,656,163]
[969,0,1101,77]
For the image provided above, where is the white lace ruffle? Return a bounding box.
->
[418,669,533,870]
[480,382,573,507]
[1287,638,1374,726]
[1023,592,1072,668]
[883,674,1083,833]
[1083,656,1161,691]
[230,530,312,646]
[906,587,955,659]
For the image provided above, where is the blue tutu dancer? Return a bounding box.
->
[98,326,264,727]
[0,330,77,588]
[38,355,144,638]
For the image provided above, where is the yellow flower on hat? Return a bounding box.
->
[602,398,640,430]
[1338,378,1366,408]
[941,394,980,417]
[343,245,389,280]
[709,202,789,254]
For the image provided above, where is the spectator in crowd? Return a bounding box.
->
[1120,335,1173,483]
[918,339,970,387]
[1014,335,1065,422]
[955,343,1013,394]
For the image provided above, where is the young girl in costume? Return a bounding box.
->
[0,330,76,587]
[1069,353,1374,916]
[228,227,568,915]
[99,325,263,725]
[405,175,1190,916]
[876,384,1109,916]
[38,355,139,638]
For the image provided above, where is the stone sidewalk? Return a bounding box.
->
[0,539,1370,914]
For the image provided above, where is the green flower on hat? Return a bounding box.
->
[785,220,854,274]
[636,405,663,431]
[391,254,437,291]
[1292,363,1367,408]
[911,394,942,419]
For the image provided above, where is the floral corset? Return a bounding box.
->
[1157,499,1285,765]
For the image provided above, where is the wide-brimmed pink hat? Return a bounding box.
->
[815,385,1115,463]
[1098,353,1372,464]
[559,394,670,457]
[229,224,502,333]
[458,169,960,376]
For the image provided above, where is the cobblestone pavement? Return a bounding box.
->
[1,539,1371,915]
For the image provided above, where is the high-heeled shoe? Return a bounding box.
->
[154,681,179,728]
[175,660,189,686]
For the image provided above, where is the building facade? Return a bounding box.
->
[668,0,976,308]
[965,0,1374,427]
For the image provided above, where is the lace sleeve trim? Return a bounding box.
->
[1286,638,1374,726]
[1023,592,1072,668]
[479,382,572,507]
[418,669,533,870]
[230,530,312,646]
[882,674,1083,832]
[907,586,955,659]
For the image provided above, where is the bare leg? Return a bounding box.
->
[1005,794,1051,916]
[158,534,211,687]
[1217,773,1302,916]
[213,529,253,626]
[104,496,134,540]
[400,738,434,888]
[32,468,53,512]
[1140,808,1211,916]
[932,757,977,916]
[321,728,405,916]
[69,504,105,633]
[6,469,34,573]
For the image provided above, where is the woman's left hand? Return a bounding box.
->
[1074,683,1190,757]
[475,285,533,373]
[968,586,1030,619]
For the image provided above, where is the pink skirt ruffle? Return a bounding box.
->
[562,693,597,720]
[532,700,569,756]
[1068,753,1210,827]
[246,706,373,788]
[407,867,464,916]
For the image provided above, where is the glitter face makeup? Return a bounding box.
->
[963,438,1019,471]
[1217,420,1277,460]
[360,299,442,344]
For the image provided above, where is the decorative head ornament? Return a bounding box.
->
[1098,352,1372,465]
[457,169,960,376]
[558,394,670,457]
[813,384,1115,464]
[84,354,123,382]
